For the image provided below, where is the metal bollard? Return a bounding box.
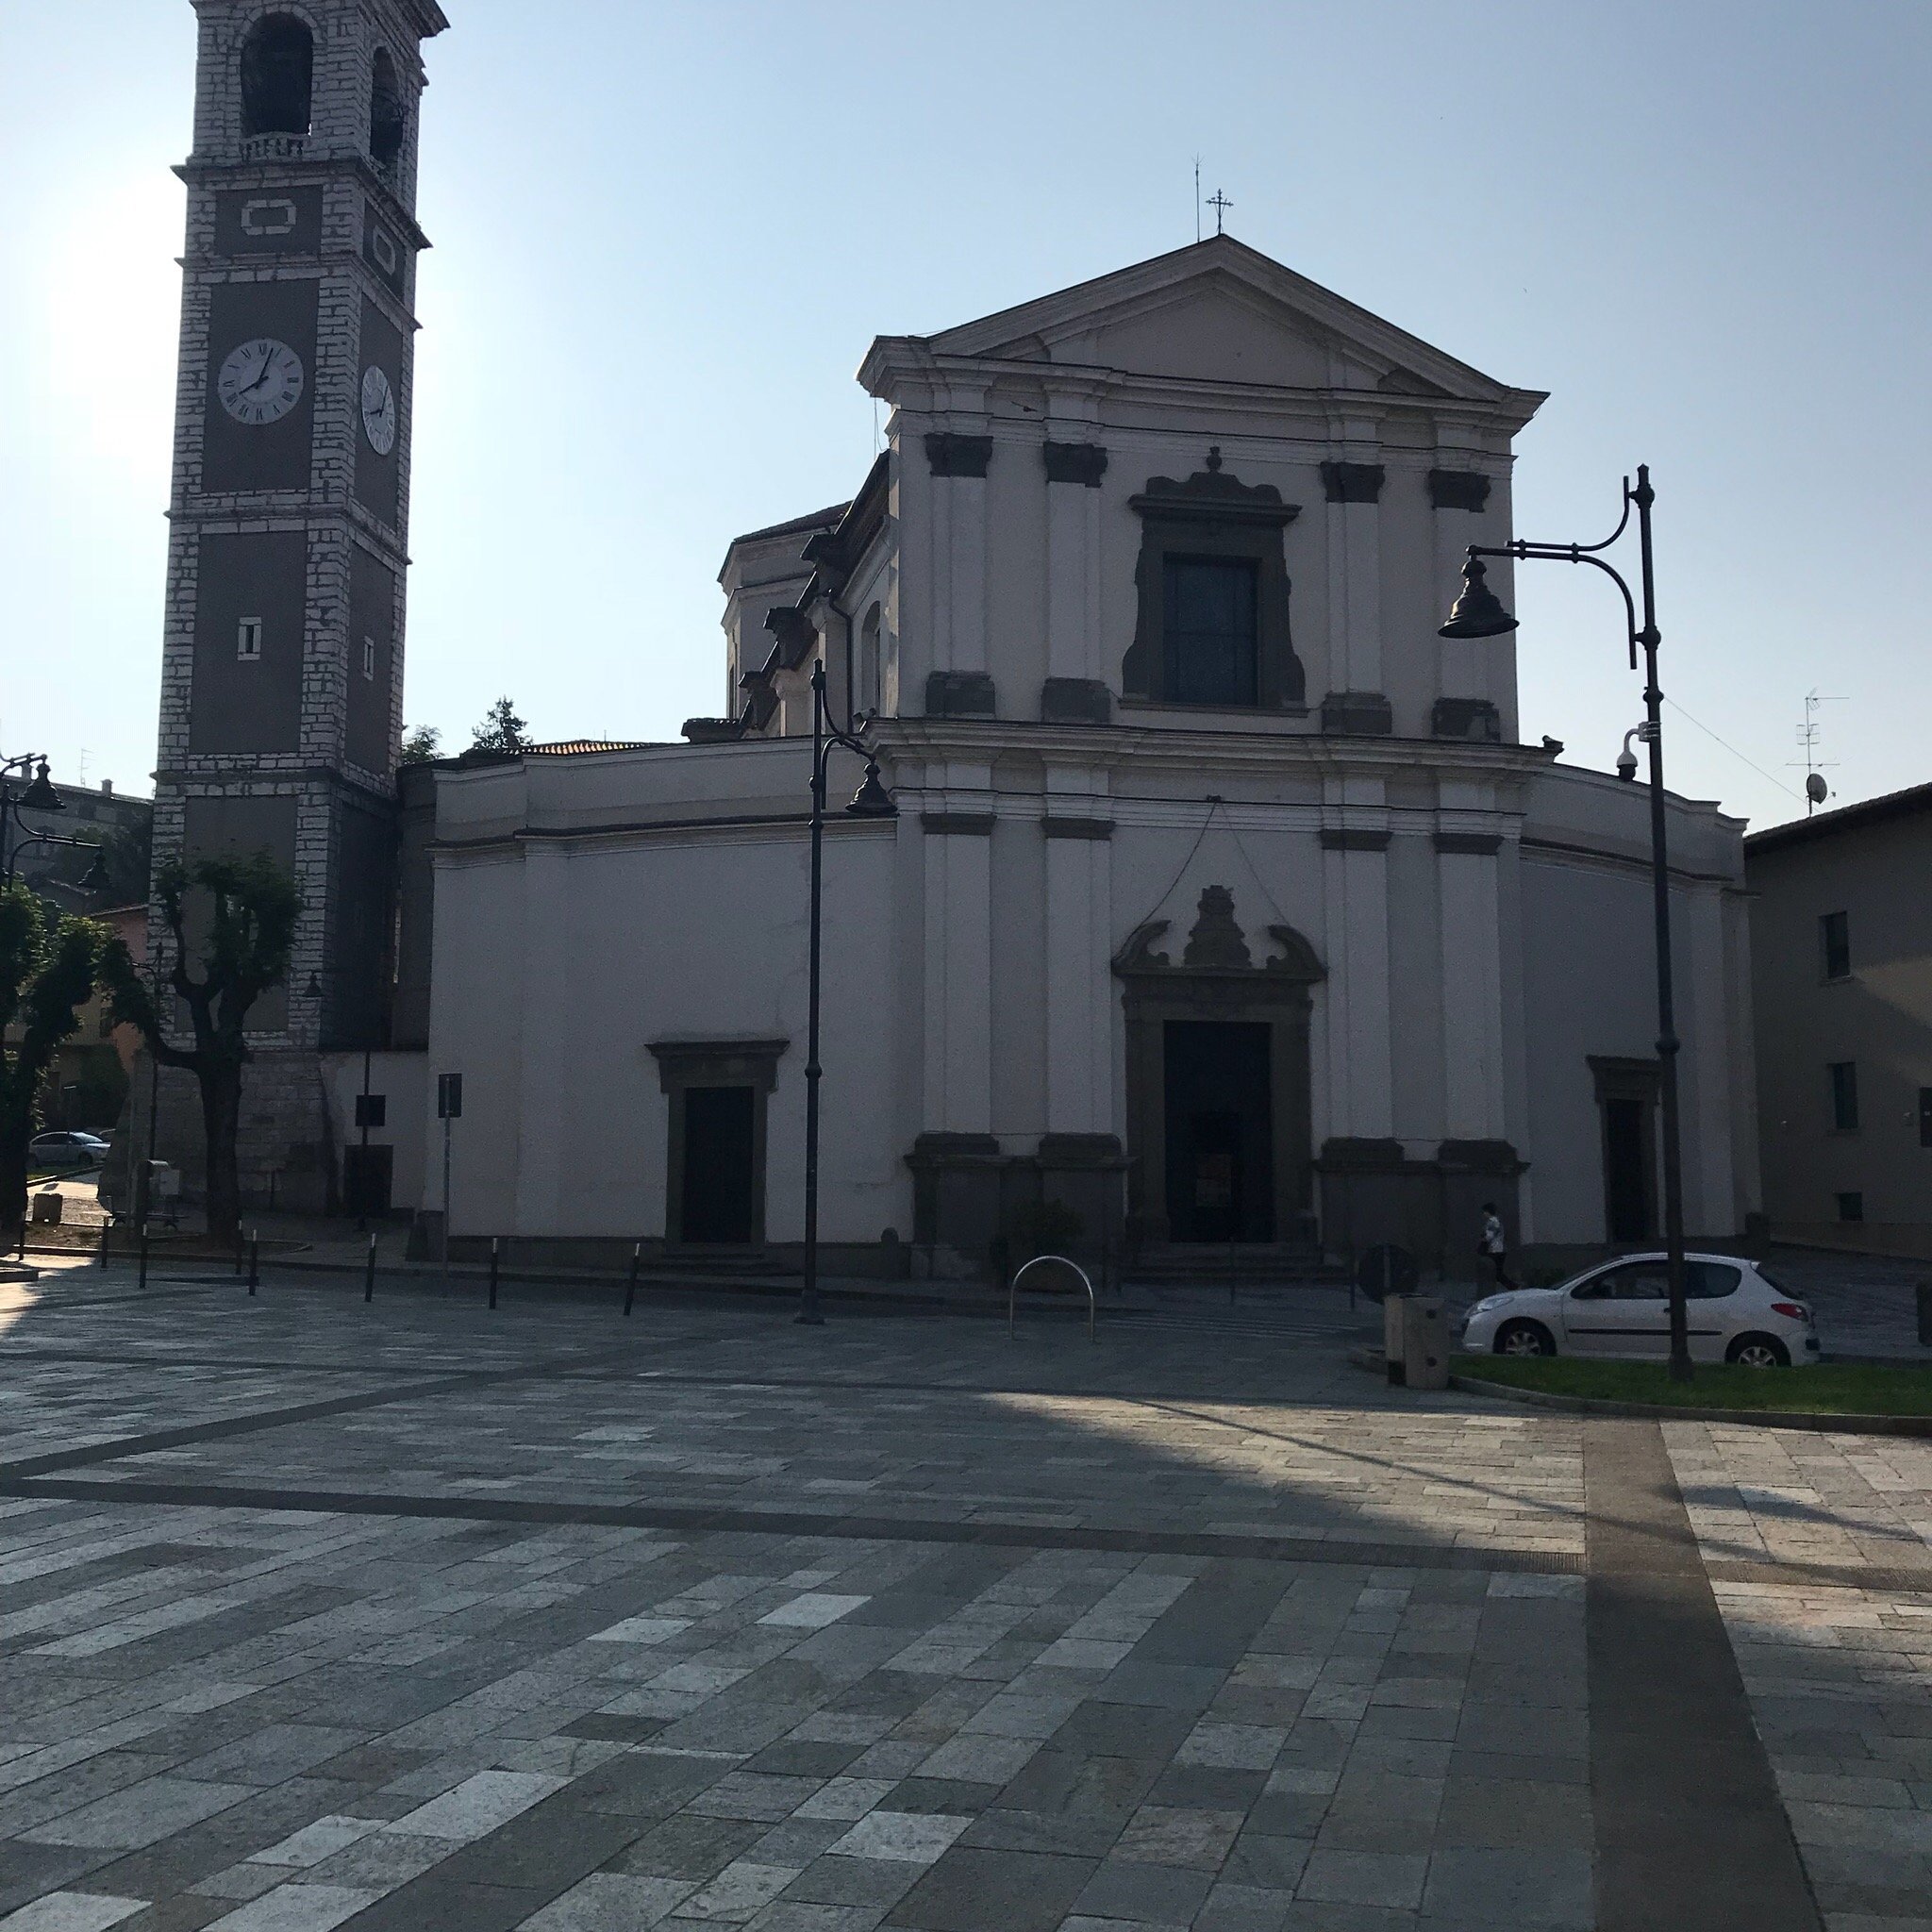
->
[488,1237,499,1310]
[625,1241,641,1317]
[363,1230,377,1304]
[98,1224,110,1270]
[247,1230,259,1295]
[234,1234,244,1276]
[139,1227,150,1291]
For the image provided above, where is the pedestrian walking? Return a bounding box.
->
[1479,1201,1516,1291]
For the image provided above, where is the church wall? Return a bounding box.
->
[1387,825,1448,1151]
[989,811,1049,1148]
[985,441,1047,721]
[883,399,1517,746]
[1517,769,1751,1244]
[424,751,906,1246]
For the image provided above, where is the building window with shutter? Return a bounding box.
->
[1828,1060,1859,1132]
[1820,910,1851,981]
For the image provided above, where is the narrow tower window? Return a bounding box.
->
[237,617,263,661]
[859,604,881,715]
[369,48,407,167]
[362,636,377,680]
[240,14,314,138]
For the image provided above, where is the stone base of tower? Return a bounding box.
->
[119,1049,339,1221]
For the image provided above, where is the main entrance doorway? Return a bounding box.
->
[1162,1021,1274,1242]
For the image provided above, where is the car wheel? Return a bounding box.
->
[1725,1333,1790,1369]
[1494,1320,1555,1357]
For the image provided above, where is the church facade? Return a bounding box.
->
[400,240,1760,1272]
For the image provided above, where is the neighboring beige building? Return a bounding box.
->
[1748,782,1932,1257]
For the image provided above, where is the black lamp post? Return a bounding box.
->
[799,657,895,1325]
[0,755,66,890]
[1440,464,1693,1382]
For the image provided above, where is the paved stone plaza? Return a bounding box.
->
[1,1266,1928,1930]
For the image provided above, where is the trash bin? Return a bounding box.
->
[29,1190,63,1225]
[1384,1295,1450,1391]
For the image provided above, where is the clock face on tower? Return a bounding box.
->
[216,337,304,425]
[359,365,397,455]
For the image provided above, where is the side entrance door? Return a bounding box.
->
[679,1086,756,1244]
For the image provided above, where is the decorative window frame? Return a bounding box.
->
[1122,449,1305,710]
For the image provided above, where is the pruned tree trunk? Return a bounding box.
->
[200,1057,243,1244]
[0,1118,27,1240]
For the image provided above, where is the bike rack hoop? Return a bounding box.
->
[1008,1254,1096,1344]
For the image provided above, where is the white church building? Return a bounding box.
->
[382,238,1758,1274]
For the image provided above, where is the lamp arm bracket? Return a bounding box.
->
[1467,540,1639,669]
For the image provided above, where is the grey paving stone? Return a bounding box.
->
[1293,1847,1428,1910]
[1432,1775,1591,1850]
[782,1853,924,1908]
[1072,1854,1214,1921]
[23,1775,255,1852]
[1421,1845,1593,1927]
[885,1844,1096,1931]
[1195,1881,1295,1932]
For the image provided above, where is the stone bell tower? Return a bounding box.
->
[150,0,447,1208]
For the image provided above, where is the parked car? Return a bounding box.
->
[27,1130,111,1172]
[1458,1253,1819,1367]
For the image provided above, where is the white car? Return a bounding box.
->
[27,1130,110,1172]
[1458,1252,1819,1368]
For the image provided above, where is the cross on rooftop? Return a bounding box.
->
[1207,190,1233,235]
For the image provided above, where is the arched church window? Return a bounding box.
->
[859,604,881,716]
[239,13,313,139]
[369,48,407,167]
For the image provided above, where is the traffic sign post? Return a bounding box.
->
[437,1074,462,1277]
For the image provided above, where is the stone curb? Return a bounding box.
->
[1454,1368,1932,1438]
[1350,1344,1932,1436]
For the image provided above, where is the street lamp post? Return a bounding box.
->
[798,658,896,1326]
[1439,464,1694,1382]
[0,755,67,891]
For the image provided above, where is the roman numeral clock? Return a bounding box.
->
[148,0,449,1213]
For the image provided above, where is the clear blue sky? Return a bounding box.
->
[4,1,1927,827]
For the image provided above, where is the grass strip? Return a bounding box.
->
[1458,1357,1932,1417]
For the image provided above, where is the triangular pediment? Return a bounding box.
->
[918,237,1533,409]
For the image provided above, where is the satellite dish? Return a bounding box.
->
[1806,774,1828,805]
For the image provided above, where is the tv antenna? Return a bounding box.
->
[1789,688,1844,814]
[1193,156,1201,242]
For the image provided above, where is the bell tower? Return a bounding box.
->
[151,0,447,1207]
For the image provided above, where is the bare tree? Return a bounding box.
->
[0,886,104,1235]
[101,853,298,1242]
